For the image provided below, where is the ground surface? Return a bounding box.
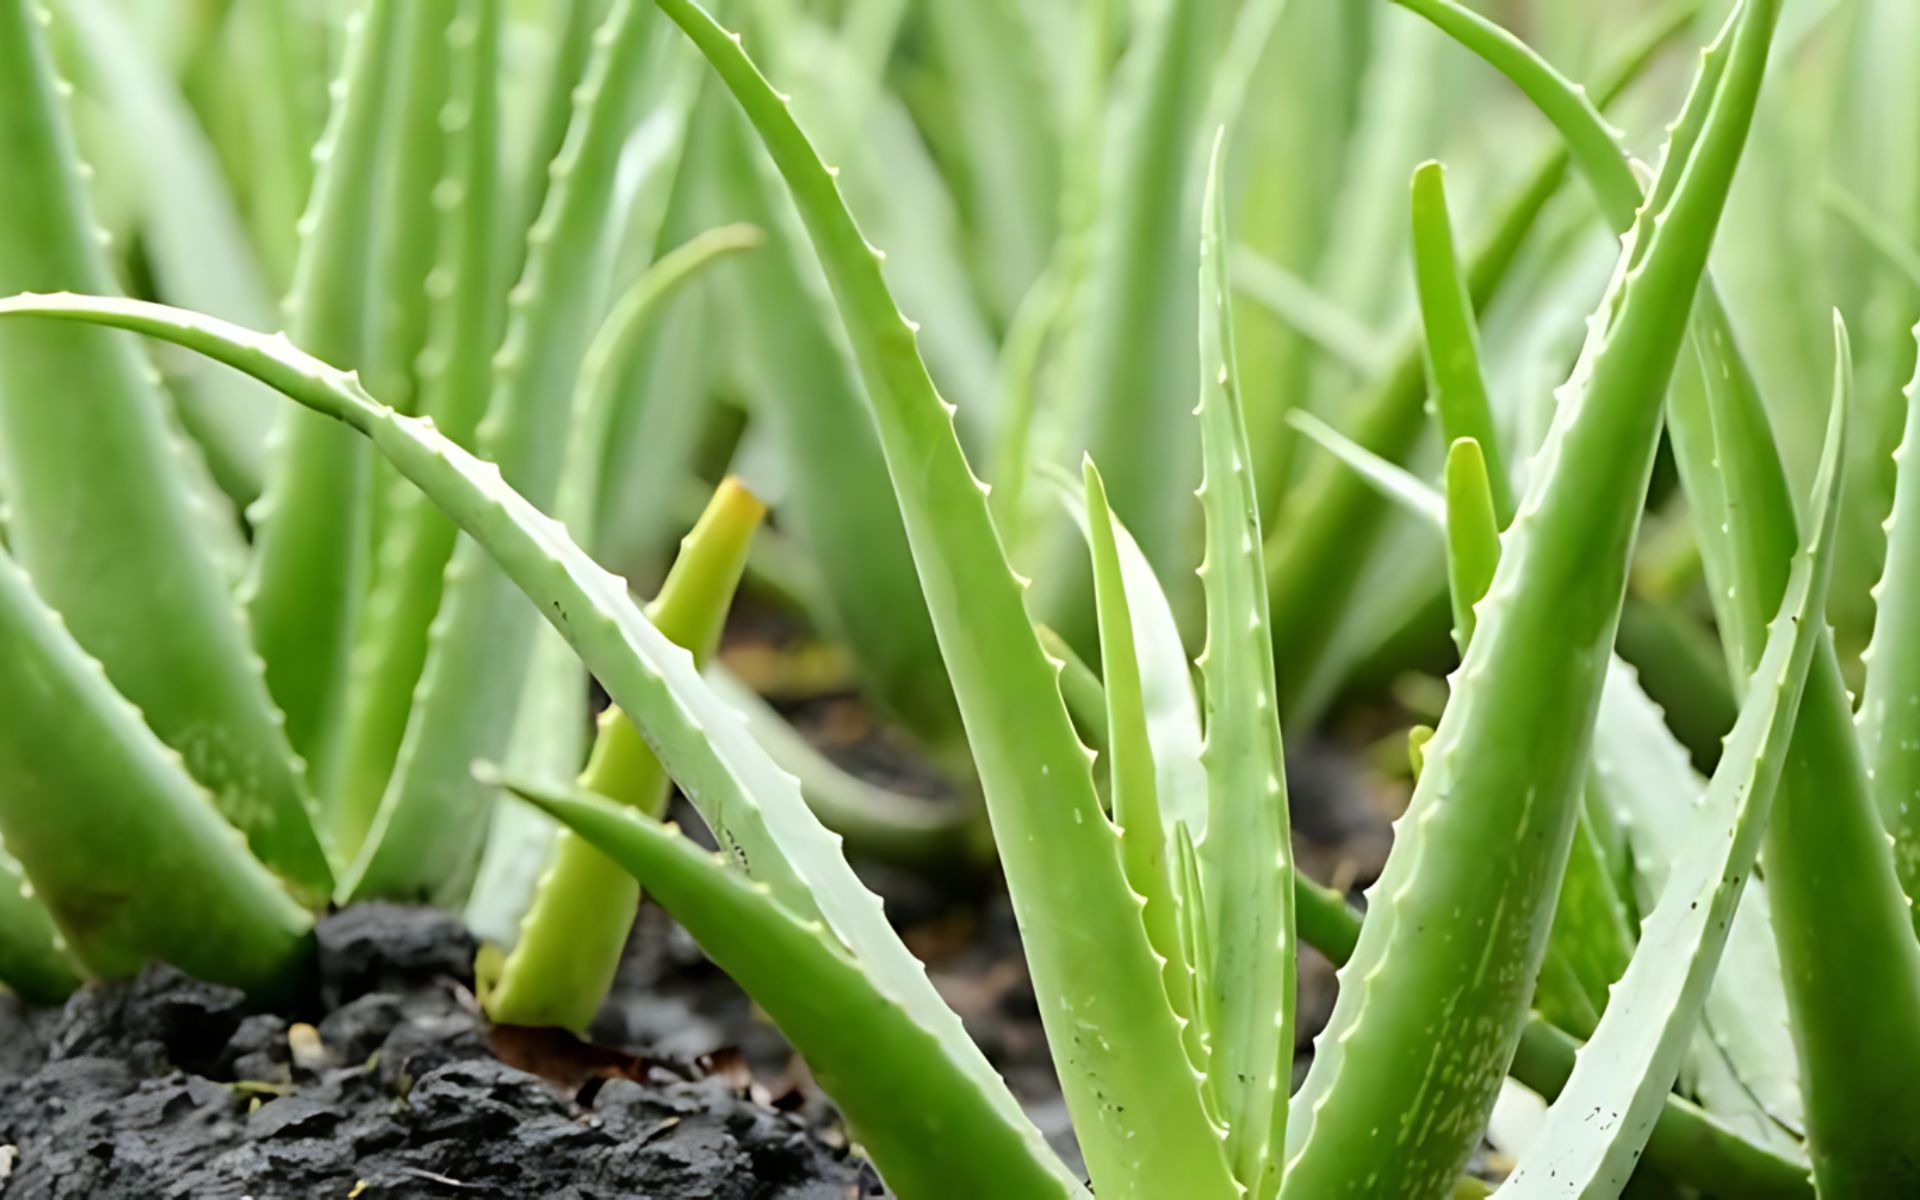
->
[0,906,881,1199]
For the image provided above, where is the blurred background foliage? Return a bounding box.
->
[41,0,1914,798]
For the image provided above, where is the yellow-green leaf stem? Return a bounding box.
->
[486,478,764,1031]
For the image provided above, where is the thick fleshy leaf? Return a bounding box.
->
[487,479,763,1032]
[0,837,83,1005]
[0,0,327,904]
[1281,6,1781,1192]
[1195,133,1295,1200]
[0,544,312,996]
[642,3,1236,1192]
[1401,0,1920,1184]
[1499,324,1846,1197]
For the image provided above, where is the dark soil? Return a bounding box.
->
[0,905,881,1199]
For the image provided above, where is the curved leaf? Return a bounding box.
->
[491,774,1079,1198]
[0,292,1080,1197]
[644,2,1235,1192]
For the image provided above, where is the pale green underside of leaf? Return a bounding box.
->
[345,0,671,905]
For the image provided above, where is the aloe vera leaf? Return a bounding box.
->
[1740,411,1920,1179]
[1858,327,1920,921]
[1280,6,1779,1193]
[370,0,456,418]
[1262,2,1693,720]
[1441,436,1633,1042]
[341,0,503,814]
[1587,660,1805,1146]
[1692,341,1920,1195]
[704,666,981,868]
[488,479,762,1032]
[1230,247,1392,380]
[60,0,276,504]
[921,0,1057,324]
[225,0,325,290]
[1413,165,1512,521]
[1443,438,1501,650]
[1187,134,1297,1200]
[1401,0,1797,1122]
[1612,597,1738,774]
[1172,821,1214,1021]
[1080,458,1202,1070]
[0,542,313,996]
[1232,0,1376,508]
[699,79,962,751]
[0,293,1081,1196]
[334,0,506,852]
[1044,464,1208,847]
[1827,0,1920,649]
[0,0,329,905]
[1061,0,1233,613]
[344,0,665,902]
[1509,1021,1812,1200]
[1300,407,1641,1034]
[1287,409,1446,523]
[1298,223,1804,1174]
[1500,323,1845,1199]
[509,0,602,286]
[985,0,1115,555]
[1037,624,1111,761]
[1407,0,1920,1184]
[0,839,83,1005]
[647,3,1237,1191]
[770,17,999,452]
[1067,664,1811,1198]
[492,775,1080,1197]
[247,0,402,788]
[463,628,573,949]
[330,0,502,857]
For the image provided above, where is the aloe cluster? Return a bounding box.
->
[5,0,1920,1197]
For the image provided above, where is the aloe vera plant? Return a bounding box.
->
[11,0,1920,1196]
